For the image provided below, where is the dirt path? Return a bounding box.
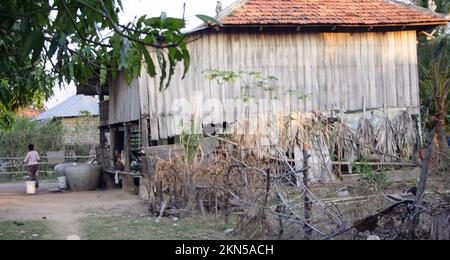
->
[0,182,146,239]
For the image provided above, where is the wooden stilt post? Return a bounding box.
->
[99,94,107,146]
[122,124,136,193]
[103,127,116,189]
[110,127,117,161]
[141,117,149,148]
[124,124,130,170]
[138,118,152,199]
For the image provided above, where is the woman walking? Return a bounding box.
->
[21,144,40,188]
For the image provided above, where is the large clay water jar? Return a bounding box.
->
[65,164,101,192]
[54,163,77,177]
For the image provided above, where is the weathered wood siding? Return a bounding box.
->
[124,30,419,139]
[99,100,109,127]
[108,72,141,125]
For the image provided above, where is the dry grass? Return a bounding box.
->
[82,214,234,240]
[0,220,58,240]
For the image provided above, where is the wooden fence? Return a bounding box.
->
[0,154,95,179]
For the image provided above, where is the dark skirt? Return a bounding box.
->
[28,165,38,181]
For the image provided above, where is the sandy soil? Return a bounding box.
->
[0,182,146,239]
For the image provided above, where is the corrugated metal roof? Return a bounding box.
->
[34,95,99,121]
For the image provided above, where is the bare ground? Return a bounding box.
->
[0,182,147,239]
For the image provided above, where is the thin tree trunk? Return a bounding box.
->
[416,132,435,204]
[436,119,449,173]
[303,147,313,240]
[408,129,435,239]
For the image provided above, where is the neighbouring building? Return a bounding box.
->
[34,95,100,149]
[17,107,41,119]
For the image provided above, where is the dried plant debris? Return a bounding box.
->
[357,117,375,158]
[279,113,310,153]
[281,111,335,183]
[375,116,397,162]
[393,111,417,159]
[145,109,426,240]
[333,121,357,162]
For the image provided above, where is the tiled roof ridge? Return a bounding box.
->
[217,0,449,26]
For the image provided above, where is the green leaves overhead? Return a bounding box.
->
[119,38,131,70]
[0,0,223,129]
[138,44,156,78]
[180,43,190,79]
[20,29,43,63]
[156,48,167,90]
[100,64,107,87]
[144,16,185,31]
[196,15,223,26]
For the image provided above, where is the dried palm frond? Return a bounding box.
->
[393,111,417,159]
[375,115,397,162]
[228,120,264,157]
[280,113,310,152]
[333,121,357,162]
[357,117,375,157]
[273,111,335,183]
[309,133,335,183]
[290,111,335,183]
[310,110,333,149]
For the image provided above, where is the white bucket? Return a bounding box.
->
[58,176,68,190]
[26,181,36,194]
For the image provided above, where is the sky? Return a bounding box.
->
[46,0,236,108]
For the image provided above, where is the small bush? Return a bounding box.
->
[0,117,64,158]
[353,157,388,192]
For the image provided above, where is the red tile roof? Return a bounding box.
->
[18,108,41,119]
[220,0,449,26]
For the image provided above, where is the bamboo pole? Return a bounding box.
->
[0,155,94,160]
[332,161,418,167]
[103,169,142,177]
[303,147,313,240]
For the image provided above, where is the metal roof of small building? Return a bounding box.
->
[217,0,449,27]
[34,95,99,121]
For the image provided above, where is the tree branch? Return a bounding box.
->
[96,0,185,49]
[59,0,113,48]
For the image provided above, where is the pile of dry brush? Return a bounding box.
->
[144,110,441,239]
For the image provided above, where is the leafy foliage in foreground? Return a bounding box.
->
[0,0,221,129]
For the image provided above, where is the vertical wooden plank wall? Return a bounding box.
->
[108,72,141,125]
[113,30,419,140]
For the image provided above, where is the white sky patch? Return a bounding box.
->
[46,83,78,109]
[46,0,235,109]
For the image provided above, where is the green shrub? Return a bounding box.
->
[353,157,388,192]
[0,117,64,158]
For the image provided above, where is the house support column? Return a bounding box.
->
[99,128,108,146]
[102,127,115,189]
[122,123,137,194]
[141,117,149,148]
